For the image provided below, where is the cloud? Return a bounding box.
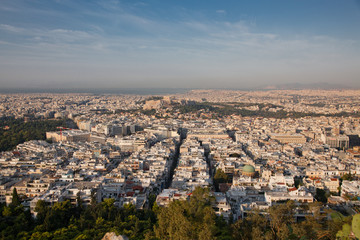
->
[0,1,359,88]
[216,9,226,14]
[48,29,95,43]
[1,16,358,68]
[0,24,24,33]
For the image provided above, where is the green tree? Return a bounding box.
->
[268,201,295,239]
[2,206,12,217]
[43,200,73,231]
[292,202,326,239]
[229,153,240,158]
[10,188,21,208]
[214,169,229,191]
[155,200,193,240]
[336,223,352,239]
[154,187,220,240]
[148,193,157,209]
[35,200,49,224]
[352,214,360,239]
[101,198,116,221]
[315,188,328,203]
[341,173,353,181]
[232,210,272,240]
[0,118,71,151]
[214,169,229,183]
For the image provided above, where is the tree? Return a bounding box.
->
[214,169,229,191]
[102,198,116,221]
[341,173,353,181]
[187,187,214,217]
[155,200,193,240]
[11,188,21,208]
[214,169,228,183]
[315,188,328,203]
[2,206,12,217]
[352,214,360,239]
[35,200,48,224]
[89,195,96,209]
[154,187,220,240]
[76,191,84,215]
[229,153,240,158]
[292,202,326,239]
[337,214,360,239]
[148,193,157,209]
[43,200,73,231]
[0,118,69,151]
[0,185,352,239]
[336,223,352,239]
[268,201,295,239]
[232,209,273,240]
[152,202,161,216]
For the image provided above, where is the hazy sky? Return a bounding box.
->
[0,0,360,89]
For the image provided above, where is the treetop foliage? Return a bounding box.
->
[0,118,69,152]
[0,186,355,240]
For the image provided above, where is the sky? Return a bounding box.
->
[0,0,360,90]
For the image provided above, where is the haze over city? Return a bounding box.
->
[0,0,360,90]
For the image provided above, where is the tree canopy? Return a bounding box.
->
[0,187,355,240]
[0,118,69,152]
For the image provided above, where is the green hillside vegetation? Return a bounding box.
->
[0,118,68,152]
[153,187,231,240]
[0,187,354,240]
[171,102,360,119]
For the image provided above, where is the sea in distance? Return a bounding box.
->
[0,88,193,95]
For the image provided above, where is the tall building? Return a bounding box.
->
[326,135,349,149]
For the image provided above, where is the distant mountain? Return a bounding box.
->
[259,82,352,90]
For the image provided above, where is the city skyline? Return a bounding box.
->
[1,0,360,89]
